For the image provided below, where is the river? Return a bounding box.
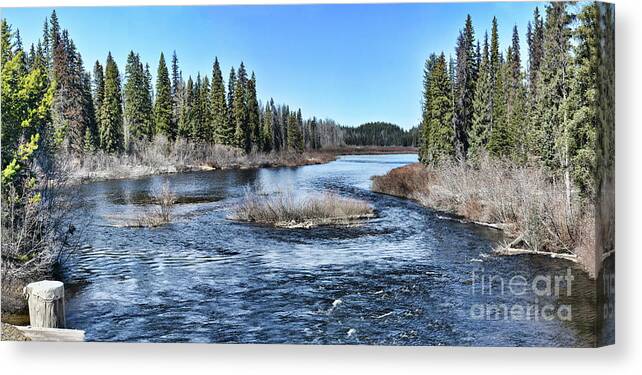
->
[62,154,598,346]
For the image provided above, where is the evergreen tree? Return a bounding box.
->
[92,61,104,141]
[154,52,173,138]
[178,76,194,139]
[246,72,261,150]
[99,52,124,152]
[566,2,599,198]
[487,53,512,158]
[210,57,229,144]
[527,7,545,96]
[227,67,236,144]
[453,15,477,160]
[232,62,250,152]
[469,32,492,160]
[51,30,94,154]
[421,53,453,163]
[1,19,13,66]
[171,50,181,128]
[287,111,304,152]
[419,53,438,163]
[124,51,153,141]
[261,99,275,152]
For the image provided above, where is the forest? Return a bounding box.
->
[375,1,614,276]
[340,122,418,147]
[418,2,614,202]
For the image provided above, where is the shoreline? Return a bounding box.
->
[68,146,418,184]
[371,162,595,278]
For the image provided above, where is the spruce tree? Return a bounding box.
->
[469,32,492,160]
[566,2,599,198]
[227,67,236,145]
[124,51,153,141]
[232,63,250,152]
[527,7,544,96]
[246,72,261,151]
[261,99,275,152]
[532,2,573,173]
[171,51,181,128]
[178,76,194,139]
[287,111,304,152]
[154,52,173,138]
[210,57,229,144]
[99,52,124,153]
[422,53,453,163]
[453,15,477,160]
[419,53,438,163]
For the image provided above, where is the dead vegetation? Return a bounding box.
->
[130,181,176,227]
[231,190,375,228]
[65,136,336,182]
[372,157,596,276]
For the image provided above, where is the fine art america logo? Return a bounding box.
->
[470,268,574,321]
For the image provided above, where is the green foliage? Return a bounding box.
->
[1,51,53,185]
[342,122,416,147]
[210,57,230,145]
[286,112,304,152]
[453,15,477,160]
[154,52,174,138]
[99,52,124,153]
[124,51,154,141]
[469,33,492,160]
[422,53,454,163]
[232,63,250,152]
[246,73,261,151]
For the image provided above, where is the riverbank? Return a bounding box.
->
[65,137,417,183]
[371,161,596,277]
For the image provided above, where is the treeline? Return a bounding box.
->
[419,2,614,200]
[340,122,418,147]
[1,10,350,177]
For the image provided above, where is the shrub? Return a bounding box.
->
[372,156,595,275]
[231,189,374,227]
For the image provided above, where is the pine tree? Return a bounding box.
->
[99,52,124,153]
[421,53,453,164]
[210,57,229,144]
[469,32,492,160]
[566,2,599,198]
[154,52,173,138]
[507,25,527,162]
[227,67,236,145]
[246,72,261,151]
[487,53,512,158]
[92,61,104,141]
[453,15,477,160]
[261,99,275,152]
[124,51,153,141]
[527,7,545,96]
[1,19,13,66]
[232,63,250,152]
[419,53,438,163]
[196,74,211,141]
[171,50,181,128]
[287,111,304,152]
[532,2,574,207]
[178,76,194,139]
[51,30,94,154]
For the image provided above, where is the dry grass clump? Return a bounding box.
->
[132,181,176,227]
[231,190,375,228]
[372,156,596,276]
[64,136,336,182]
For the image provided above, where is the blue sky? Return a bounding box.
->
[3,2,546,128]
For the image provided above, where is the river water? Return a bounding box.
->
[62,154,598,346]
